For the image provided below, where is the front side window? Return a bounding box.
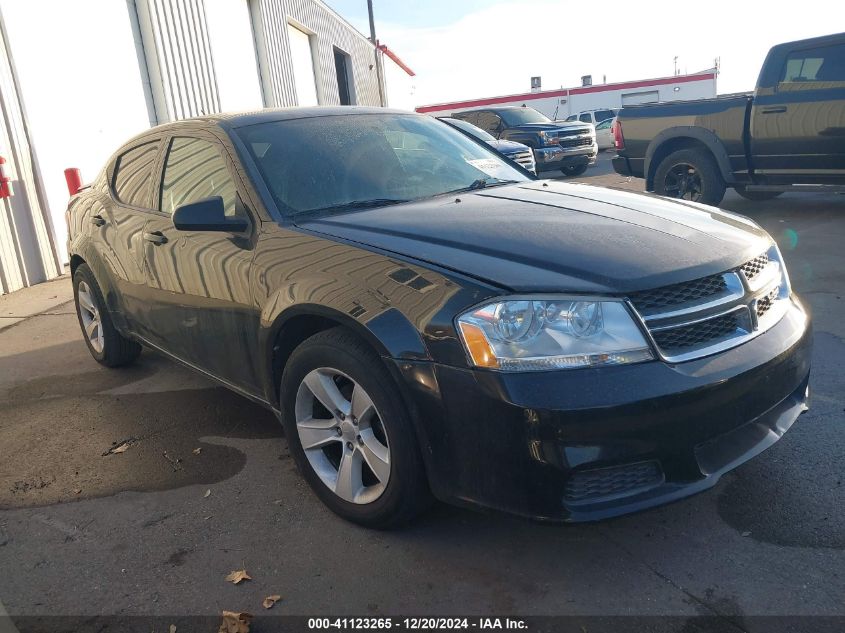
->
[237,113,529,217]
[780,43,845,89]
[499,108,550,126]
[112,141,159,208]
[160,137,237,216]
[475,111,504,135]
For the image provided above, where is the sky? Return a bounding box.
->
[326,0,837,106]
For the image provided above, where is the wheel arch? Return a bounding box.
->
[645,127,734,190]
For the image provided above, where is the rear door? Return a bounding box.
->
[141,132,262,392]
[750,41,845,181]
[99,137,162,329]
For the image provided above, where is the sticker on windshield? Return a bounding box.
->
[466,158,512,178]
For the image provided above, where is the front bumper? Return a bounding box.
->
[535,143,598,170]
[395,299,811,522]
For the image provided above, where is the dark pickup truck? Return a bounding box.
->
[451,106,597,176]
[613,32,845,205]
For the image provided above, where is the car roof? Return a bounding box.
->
[147,106,415,133]
[455,106,537,113]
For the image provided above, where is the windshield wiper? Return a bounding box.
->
[302,198,409,216]
[443,178,519,196]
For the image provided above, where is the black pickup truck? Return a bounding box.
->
[451,106,597,176]
[613,32,845,205]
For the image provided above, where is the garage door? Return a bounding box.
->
[287,23,318,106]
[622,90,659,106]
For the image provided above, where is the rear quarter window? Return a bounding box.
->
[112,141,160,208]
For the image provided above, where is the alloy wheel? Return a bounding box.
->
[77,280,104,353]
[663,163,703,201]
[294,367,391,504]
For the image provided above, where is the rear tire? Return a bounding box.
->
[73,263,141,367]
[734,186,783,201]
[280,327,431,528]
[653,148,726,206]
[561,164,588,177]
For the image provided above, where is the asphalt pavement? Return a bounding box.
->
[1,153,843,631]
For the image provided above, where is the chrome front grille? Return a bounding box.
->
[741,253,769,281]
[509,149,536,172]
[629,248,789,362]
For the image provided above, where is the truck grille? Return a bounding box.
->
[628,249,788,362]
[558,136,593,149]
[508,149,536,173]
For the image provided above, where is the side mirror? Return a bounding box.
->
[172,196,248,233]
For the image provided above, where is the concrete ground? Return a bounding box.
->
[1,153,843,630]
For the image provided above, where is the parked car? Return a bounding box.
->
[67,107,811,528]
[450,106,596,176]
[595,117,615,150]
[439,116,536,173]
[565,109,618,125]
[612,32,845,205]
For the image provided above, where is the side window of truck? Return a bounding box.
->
[579,113,593,123]
[476,111,503,136]
[780,43,845,90]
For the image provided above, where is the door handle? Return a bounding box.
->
[761,106,787,114]
[90,214,105,227]
[143,231,168,245]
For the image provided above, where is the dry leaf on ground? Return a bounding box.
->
[204,489,211,498]
[169,625,177,633]
[225,569,251,584]
[262,594,281,609]
[193,447,202,455]
[219,611,253,633]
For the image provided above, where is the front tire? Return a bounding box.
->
[561,163,588,177]
[280,328,431,528]
[73,263,141,367]
[653,148,726,206]
[734,186,783,201]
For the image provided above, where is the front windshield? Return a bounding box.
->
[500,108,550,126]
[442,118,496,142]
[237,114,529,217]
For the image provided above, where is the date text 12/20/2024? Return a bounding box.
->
[308,618,528,630]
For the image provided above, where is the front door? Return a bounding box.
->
[750,41,845,182]
[141,134,262,393]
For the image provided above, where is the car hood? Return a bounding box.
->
[488,139,530,153]
[295,180,771,294]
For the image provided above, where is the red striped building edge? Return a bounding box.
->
[415,71,717,113]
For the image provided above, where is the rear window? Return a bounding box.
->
[781,43,845,87]
[593,109,615,123]
[112,141,159,208]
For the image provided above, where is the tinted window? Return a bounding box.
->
[237,113,528,217]
[565,114,577,121]
[579,113,593,123]
[781,44,845,87]
[594,109,615,123]
[499,108,550,126]
[112,141,159,207]
[160,137,237,216]
[475,111,503,135]
[442,118,496,142]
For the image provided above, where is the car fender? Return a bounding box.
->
[645,127,735,187]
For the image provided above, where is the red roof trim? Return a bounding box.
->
[415,72,717,113]
[378,43,415,77]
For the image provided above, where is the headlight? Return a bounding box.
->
[456,297,654,371]
[538,131,558,147]
[767,242,792,300]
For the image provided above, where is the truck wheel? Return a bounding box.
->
[280,327,432,528]
[561,164,588,177]
[734,186,783,201]
[654,149,725,206]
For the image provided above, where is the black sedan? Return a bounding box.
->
[439,116,536,173]
[66,107,811,528]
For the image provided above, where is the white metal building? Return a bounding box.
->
[0,0,415,294]
[416,70,718,119]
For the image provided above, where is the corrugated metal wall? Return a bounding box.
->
[249,0,382,108]
[0,8,61,294]
[135,0,222,122]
